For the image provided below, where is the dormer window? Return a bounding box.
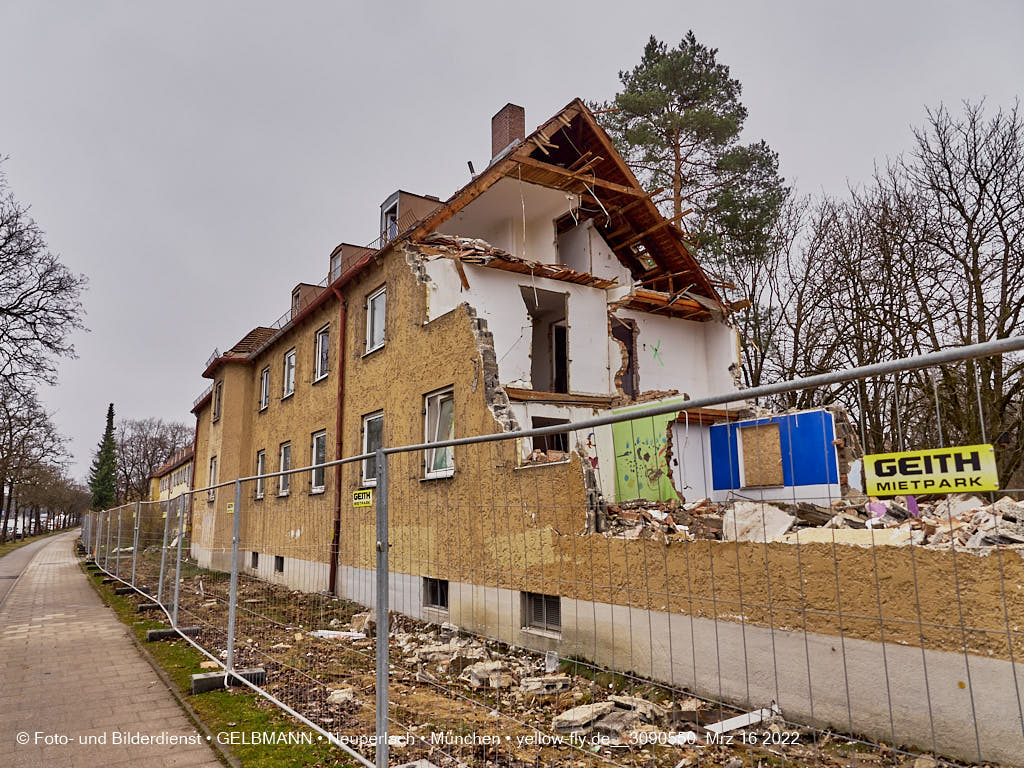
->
[291,287,302,318]
[382,203,398,243]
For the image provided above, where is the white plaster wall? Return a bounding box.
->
[613,308,718,398]
[556,220,632,285]
[424,260,611,394]
[508,401,617,502]
[669,421,712,501]
[703,320,742,395]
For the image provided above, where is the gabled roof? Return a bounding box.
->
[406,98,720,301]
[150,445,194,480]
[199,98,724,384]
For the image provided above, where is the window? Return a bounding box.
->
[255,450,266,499]
[366,286,386,353]
[424,388,454,478]
[212,380,223,423]
[523,592,561,633]
[207,456,217,502]
[278,442,291,495]
[311,430,327,493]
[740,422,784,487]
[423,577,449,610]
[274,555,284,573]
[259,367,270,410]
[361,411,383,486]
[314,325,330,381]
[283,348,296,398]
[382,203,398,243]
[291,287,302,318]
[530,417,569,455]
[251,551,259,570]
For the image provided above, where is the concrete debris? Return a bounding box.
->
[520,674,572,699]
[552,701,615,734]
[459,660,512,689]
[602,490,1024,551]
[309,629,366,641]
[199,660,220,670]
[327,687,355,704]
[349,611,376,637]
[609,694,667,723]
[722,502,796,543]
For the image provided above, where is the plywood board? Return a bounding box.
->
[741,423,784,487]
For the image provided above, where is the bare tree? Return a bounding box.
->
[115,418,194,503]
[0,383,67,540]
[0,165,87,390]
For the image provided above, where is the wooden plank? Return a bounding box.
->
[514,156,644,198]
[504,387,615,407]
[611,209,692,249]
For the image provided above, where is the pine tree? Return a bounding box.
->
[88,403,117,510]
[596,33,788,276]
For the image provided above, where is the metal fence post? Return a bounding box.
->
[225,479,242,671]
[115,507,122,578]
[157,500,172,604]
[94,513,101,560]
[172,494,186,627]
[375,448,390,768]
[104,510,111,569]
[131,501,141,587]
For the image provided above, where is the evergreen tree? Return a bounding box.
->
[596,33,788,277]
[88,403,116,510]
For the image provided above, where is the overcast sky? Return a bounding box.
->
[2,1,1021,481]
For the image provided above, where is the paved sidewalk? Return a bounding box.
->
[0,533,223,767]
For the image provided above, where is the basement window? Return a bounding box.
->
[251,552,258,570]
[523,591,561,634]
[274,555,284,573]
[521,286,569,394]
[424,388,454,478]
[362,411,383,486]
[366,286,386,353]
[423,577,449,610]
[740,422,785,488]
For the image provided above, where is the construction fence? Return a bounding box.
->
[81,338,1024,768]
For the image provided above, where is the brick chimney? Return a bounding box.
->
[491,103,525,159]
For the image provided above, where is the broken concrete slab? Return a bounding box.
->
[459,660,511,689]
[520,674,572,699]
[722,501,795,542]
[327,687,355,704]
[552,701,615,734]
[609,694,666,723]
[592,708,640,742]
[932,494,986,520]
[780,527,914,547]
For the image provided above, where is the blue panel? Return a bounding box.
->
[709,423,741,490]
[710,411,838,491]
[776,411,838,486]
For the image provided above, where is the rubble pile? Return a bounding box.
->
[604,491,1024,551]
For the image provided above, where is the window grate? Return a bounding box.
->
[524,591,560,633]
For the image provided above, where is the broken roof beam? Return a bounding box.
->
[514,156,644,198]
[610,209,694,251]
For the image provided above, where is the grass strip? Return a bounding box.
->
[81,562,359,768]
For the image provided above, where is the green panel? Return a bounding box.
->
[613,413,678,502]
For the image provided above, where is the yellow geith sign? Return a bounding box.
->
[352,489,373,507]
[864,444,999,495]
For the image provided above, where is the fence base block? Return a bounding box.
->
[395,761,442,768]
[136,603,162,613]
[190,668,266,695]
[114,586,139,595]
[146,627,202,642]
[100,577,117,584]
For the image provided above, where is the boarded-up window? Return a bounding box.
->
[741,423,784,487]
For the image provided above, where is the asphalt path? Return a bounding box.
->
[0,532,74,605]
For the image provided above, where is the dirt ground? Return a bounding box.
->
[122,549,1010,768]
